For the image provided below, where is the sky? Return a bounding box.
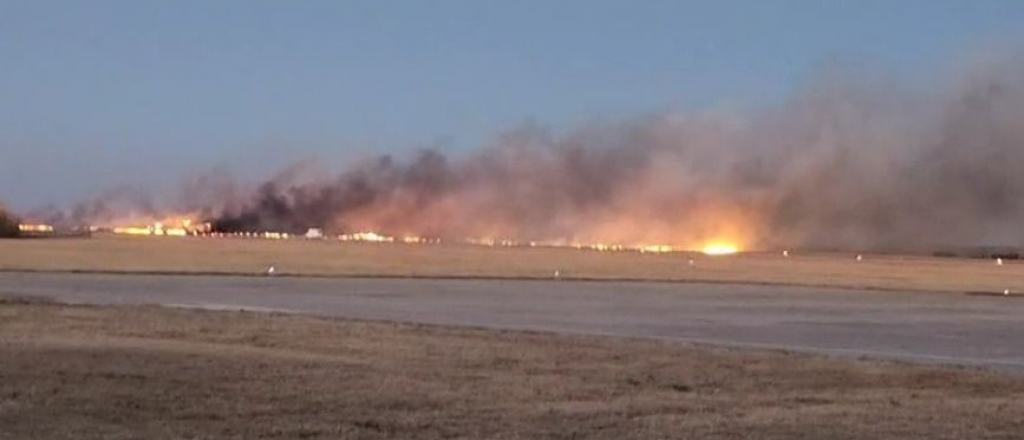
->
[2,0,1024,210]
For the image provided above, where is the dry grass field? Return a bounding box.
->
[2,296,1023,440]
[2,236,1023,293]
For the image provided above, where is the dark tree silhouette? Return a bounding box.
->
[0,206,19,238]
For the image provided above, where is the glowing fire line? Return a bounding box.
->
[18,224,54,233]
[701,243,739,256]
[87,215,747,257]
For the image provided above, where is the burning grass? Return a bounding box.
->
[2,298,1023,439]
[2,236,1024,294]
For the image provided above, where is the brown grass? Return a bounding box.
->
[1,298,1023,439]
[2,236,1024,293]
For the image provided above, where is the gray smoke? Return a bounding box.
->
[211,58,1024,251]
[32,56,1024,251]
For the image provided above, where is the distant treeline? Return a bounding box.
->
[0,206,19,238]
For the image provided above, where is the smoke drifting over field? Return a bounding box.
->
[24,57,1024,251]
[206,59,1024,251]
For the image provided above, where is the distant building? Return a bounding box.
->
[305,228,324,239]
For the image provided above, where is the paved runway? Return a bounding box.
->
[3,272,1024,371]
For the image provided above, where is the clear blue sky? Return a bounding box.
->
[2,0,1023,210]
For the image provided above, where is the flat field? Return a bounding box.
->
[2,297,1024,440]
[1,236,1023,293]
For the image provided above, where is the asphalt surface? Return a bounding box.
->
[3,272,1024,371]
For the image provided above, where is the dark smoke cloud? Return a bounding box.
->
[43,56,1024,251]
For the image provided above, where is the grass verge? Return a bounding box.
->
[2,297,1023,439]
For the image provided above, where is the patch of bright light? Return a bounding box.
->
[701,243,739,256]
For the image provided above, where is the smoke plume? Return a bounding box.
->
[206,58,1024,251]
[30,56,1024,251]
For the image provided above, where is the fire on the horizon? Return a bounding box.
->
[701,242,740,256]
[18,224,54,233]
[86,215,749,255]
[18,57,1024,254]
[101,217,212,237]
